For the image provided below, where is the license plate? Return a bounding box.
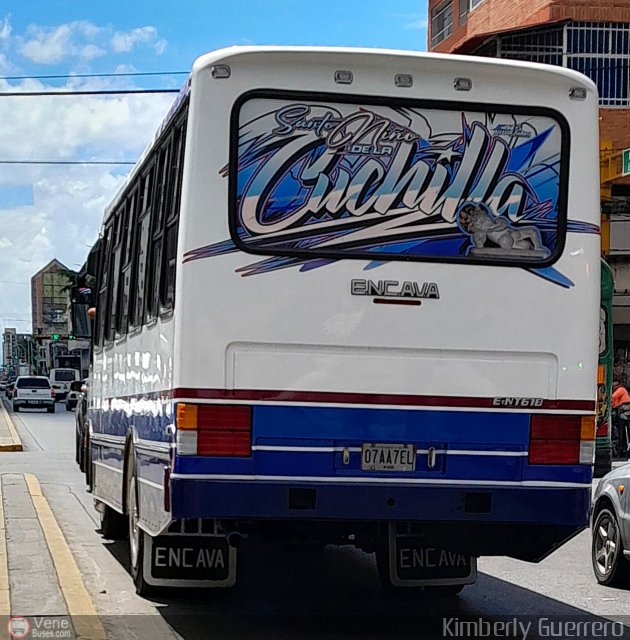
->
[150,535,232,581]
[361,443,416,472]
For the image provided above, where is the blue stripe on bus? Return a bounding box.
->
[91,402,592,486]
[251,405,531,443]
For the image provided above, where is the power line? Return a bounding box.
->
[0,160,135,165]
[0,71,188,81]
[0,88,179,96]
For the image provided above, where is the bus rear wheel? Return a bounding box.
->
[127,449,153,597]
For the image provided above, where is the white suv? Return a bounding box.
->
[12,376,55,413]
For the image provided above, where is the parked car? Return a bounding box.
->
[591,462,630,587]
[12,376,55,413]
[65,379,85,411]
[75,380,89,474]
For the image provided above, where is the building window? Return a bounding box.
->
[567,22,630,107]
[472,22,630,107]
[431,0,453,46]
[469,0,484,9]
[459,0,468,25]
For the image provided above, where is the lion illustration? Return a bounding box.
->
[457,203,550,258]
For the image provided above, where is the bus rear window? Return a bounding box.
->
[229,92,568,267]
[54,371,77,382]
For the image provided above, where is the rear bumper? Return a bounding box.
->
[13,399,54,407]
[169,478,590,561]
[171,477,590,525]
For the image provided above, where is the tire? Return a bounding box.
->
[592,508,630,587]
[75,431,81,467]
[13,405,19,413]
[85,433,93,491]
[66,403,73,411]
[47,405,55,414]
[127,448,154,597]
[99,503,127,539]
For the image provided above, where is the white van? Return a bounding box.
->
[49,368,80,401]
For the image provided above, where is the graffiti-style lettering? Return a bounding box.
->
[232,98,562,268]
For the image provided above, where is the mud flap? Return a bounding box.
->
[142,532,236,588]
[385,523,477,587]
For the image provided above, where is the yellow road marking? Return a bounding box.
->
[25,474,106,640]
[0,480,9,616]
[0,402,22,452]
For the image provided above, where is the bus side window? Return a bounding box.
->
[146,137,172,323]
[116,189,138,337]
[95,224,113,348]
[107,205,125,343]
[130,166,155,329]
[160,116,186,315]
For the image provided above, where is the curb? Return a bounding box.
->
[25,474,107,640]
[0,401,22,452]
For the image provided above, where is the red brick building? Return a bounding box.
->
[428,0,630,366]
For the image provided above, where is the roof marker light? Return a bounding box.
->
[211,65,231,79]
[454,77,472,92]
[335,70,353,85]
[569,87,587,100]
[395,73,413,88]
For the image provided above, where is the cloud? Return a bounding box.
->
[0,16,11,44]
[111,26,166,55]
[14,20,167,65]
[384,11,429,31]
[0,52,11,71]
[18,21,107,64]
[154,39,168,55]
[20,23,72,63]
[404,19,428,30]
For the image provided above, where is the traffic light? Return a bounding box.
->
[52,334,60,341]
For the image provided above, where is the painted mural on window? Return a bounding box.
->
[184,95,597,285]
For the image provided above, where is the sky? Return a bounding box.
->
[0,0,428,335]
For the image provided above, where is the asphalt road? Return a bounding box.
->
[2,400,630,640]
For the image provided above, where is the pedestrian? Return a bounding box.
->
[612,380,630,408]
[612,381,630,459]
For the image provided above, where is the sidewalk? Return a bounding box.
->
[0,473,106,639]
[0,401,22,452]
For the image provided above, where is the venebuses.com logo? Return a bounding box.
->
[7,617,30,639]
[7,615,72,639]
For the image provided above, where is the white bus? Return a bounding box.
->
[72,46,600,596]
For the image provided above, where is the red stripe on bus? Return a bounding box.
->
[171,388,594,411]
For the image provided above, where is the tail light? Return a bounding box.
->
[12,388,16,398]
[529,415,595,465]
[175,403,252,457]
[50,388,55,398]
